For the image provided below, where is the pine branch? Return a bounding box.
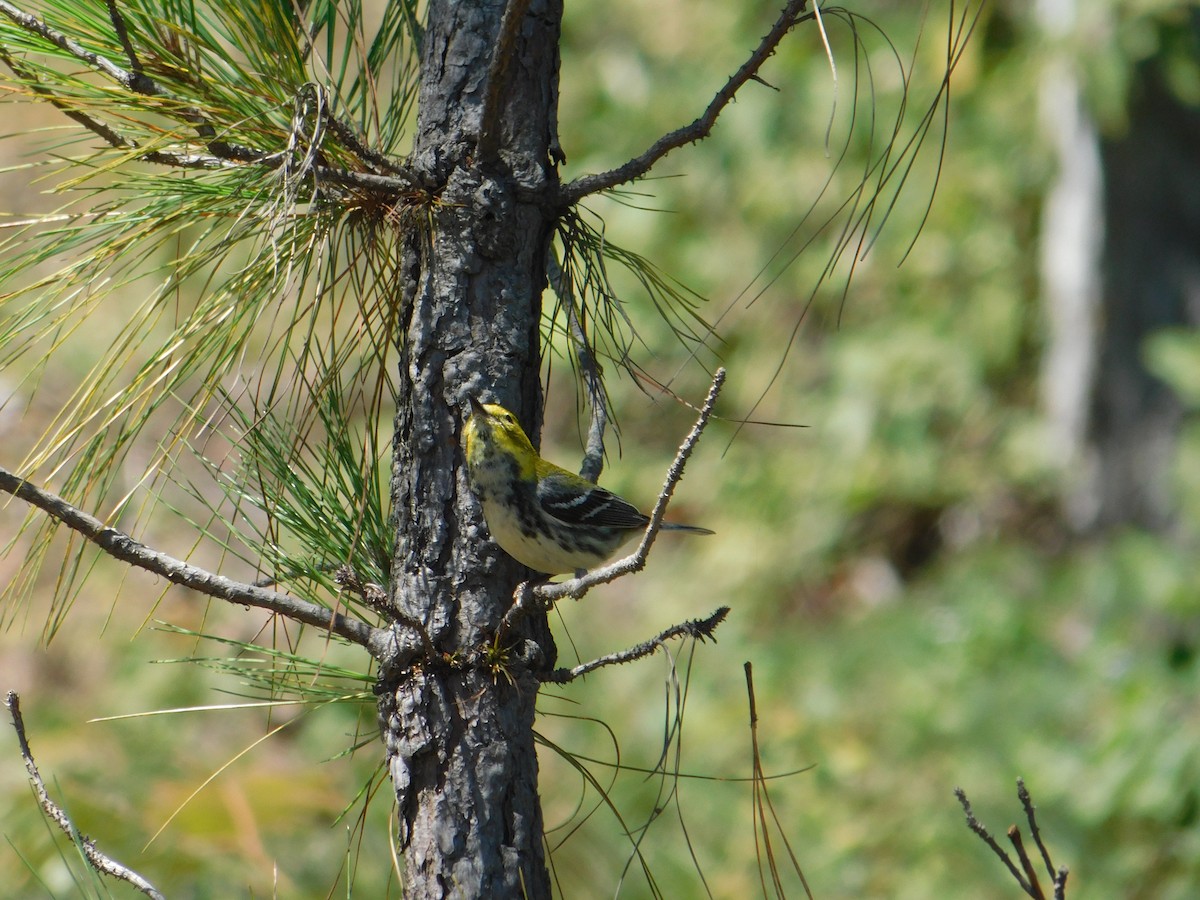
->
[0,465,387,654]
[542,607,729,683]
[0,44,225,169]
[0,0,420,193]
[5,691,166,900]
[558,0,811,205]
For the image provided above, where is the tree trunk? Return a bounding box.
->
[1036,0,1103,529]
[1089,59,1200,530]
[1039,6,1200,533]
[378,1,562,895]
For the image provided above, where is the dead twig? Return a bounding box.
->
[558,1,811,205]
[746,662,813,899]
[5,692,166,900]
[956,780,1069,900]
[542,607,729,683]
[540,366,724,600]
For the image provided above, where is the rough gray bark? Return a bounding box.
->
[378,0,561,895]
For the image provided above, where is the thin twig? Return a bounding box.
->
[542,607,729,683]
[548,251,607,482]
[1053,868,1069,900]
[542,366,724,600]
[955,787,1034,895]
[957,781,1072,899]
[5,692,166,900]
[1018,778,1070,899]
[1008,825,1045,900]
[0,465,389,656]
[1018,777,1057,884]
[558,1,811,205]
[103,0,144,86]
[497,367,725,640]
[477,0,533,163]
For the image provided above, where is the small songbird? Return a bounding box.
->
[463,398,713,575]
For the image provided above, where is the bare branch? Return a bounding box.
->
[957,781,1068,899]
[547,251,608,483]
[493,368,723,640]
[558,1,811,205]
[103,0,142,84]
[1007,825,1045,900]
[542,607,729,683]
[5,692,166,900]
[539,366,724,602]
[1018,777,1057,884]
[317,164,422,196]
[477,0,533,163]
[955,787,1034,895]
[1018,778,1070,899]
[745,662,814,898]
[0,465,388,655]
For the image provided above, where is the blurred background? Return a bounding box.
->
[2,1,1199,896]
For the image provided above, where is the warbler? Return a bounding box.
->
[463,398,713,575]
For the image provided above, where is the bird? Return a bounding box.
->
[463,397,713,575]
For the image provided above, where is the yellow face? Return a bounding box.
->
[476,402,523,436]
[464,399,537,479]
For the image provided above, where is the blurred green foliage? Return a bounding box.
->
[2,0,1200,898]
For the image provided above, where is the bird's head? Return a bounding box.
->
[464,398,538,474]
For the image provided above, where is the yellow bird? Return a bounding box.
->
[463,399,712,574]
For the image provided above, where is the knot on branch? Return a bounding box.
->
[335,565,439,662]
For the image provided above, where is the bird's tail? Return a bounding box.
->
[659,522,715,536]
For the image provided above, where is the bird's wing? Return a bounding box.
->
[536,470,649,530]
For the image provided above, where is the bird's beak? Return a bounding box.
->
[467,396,487,417]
